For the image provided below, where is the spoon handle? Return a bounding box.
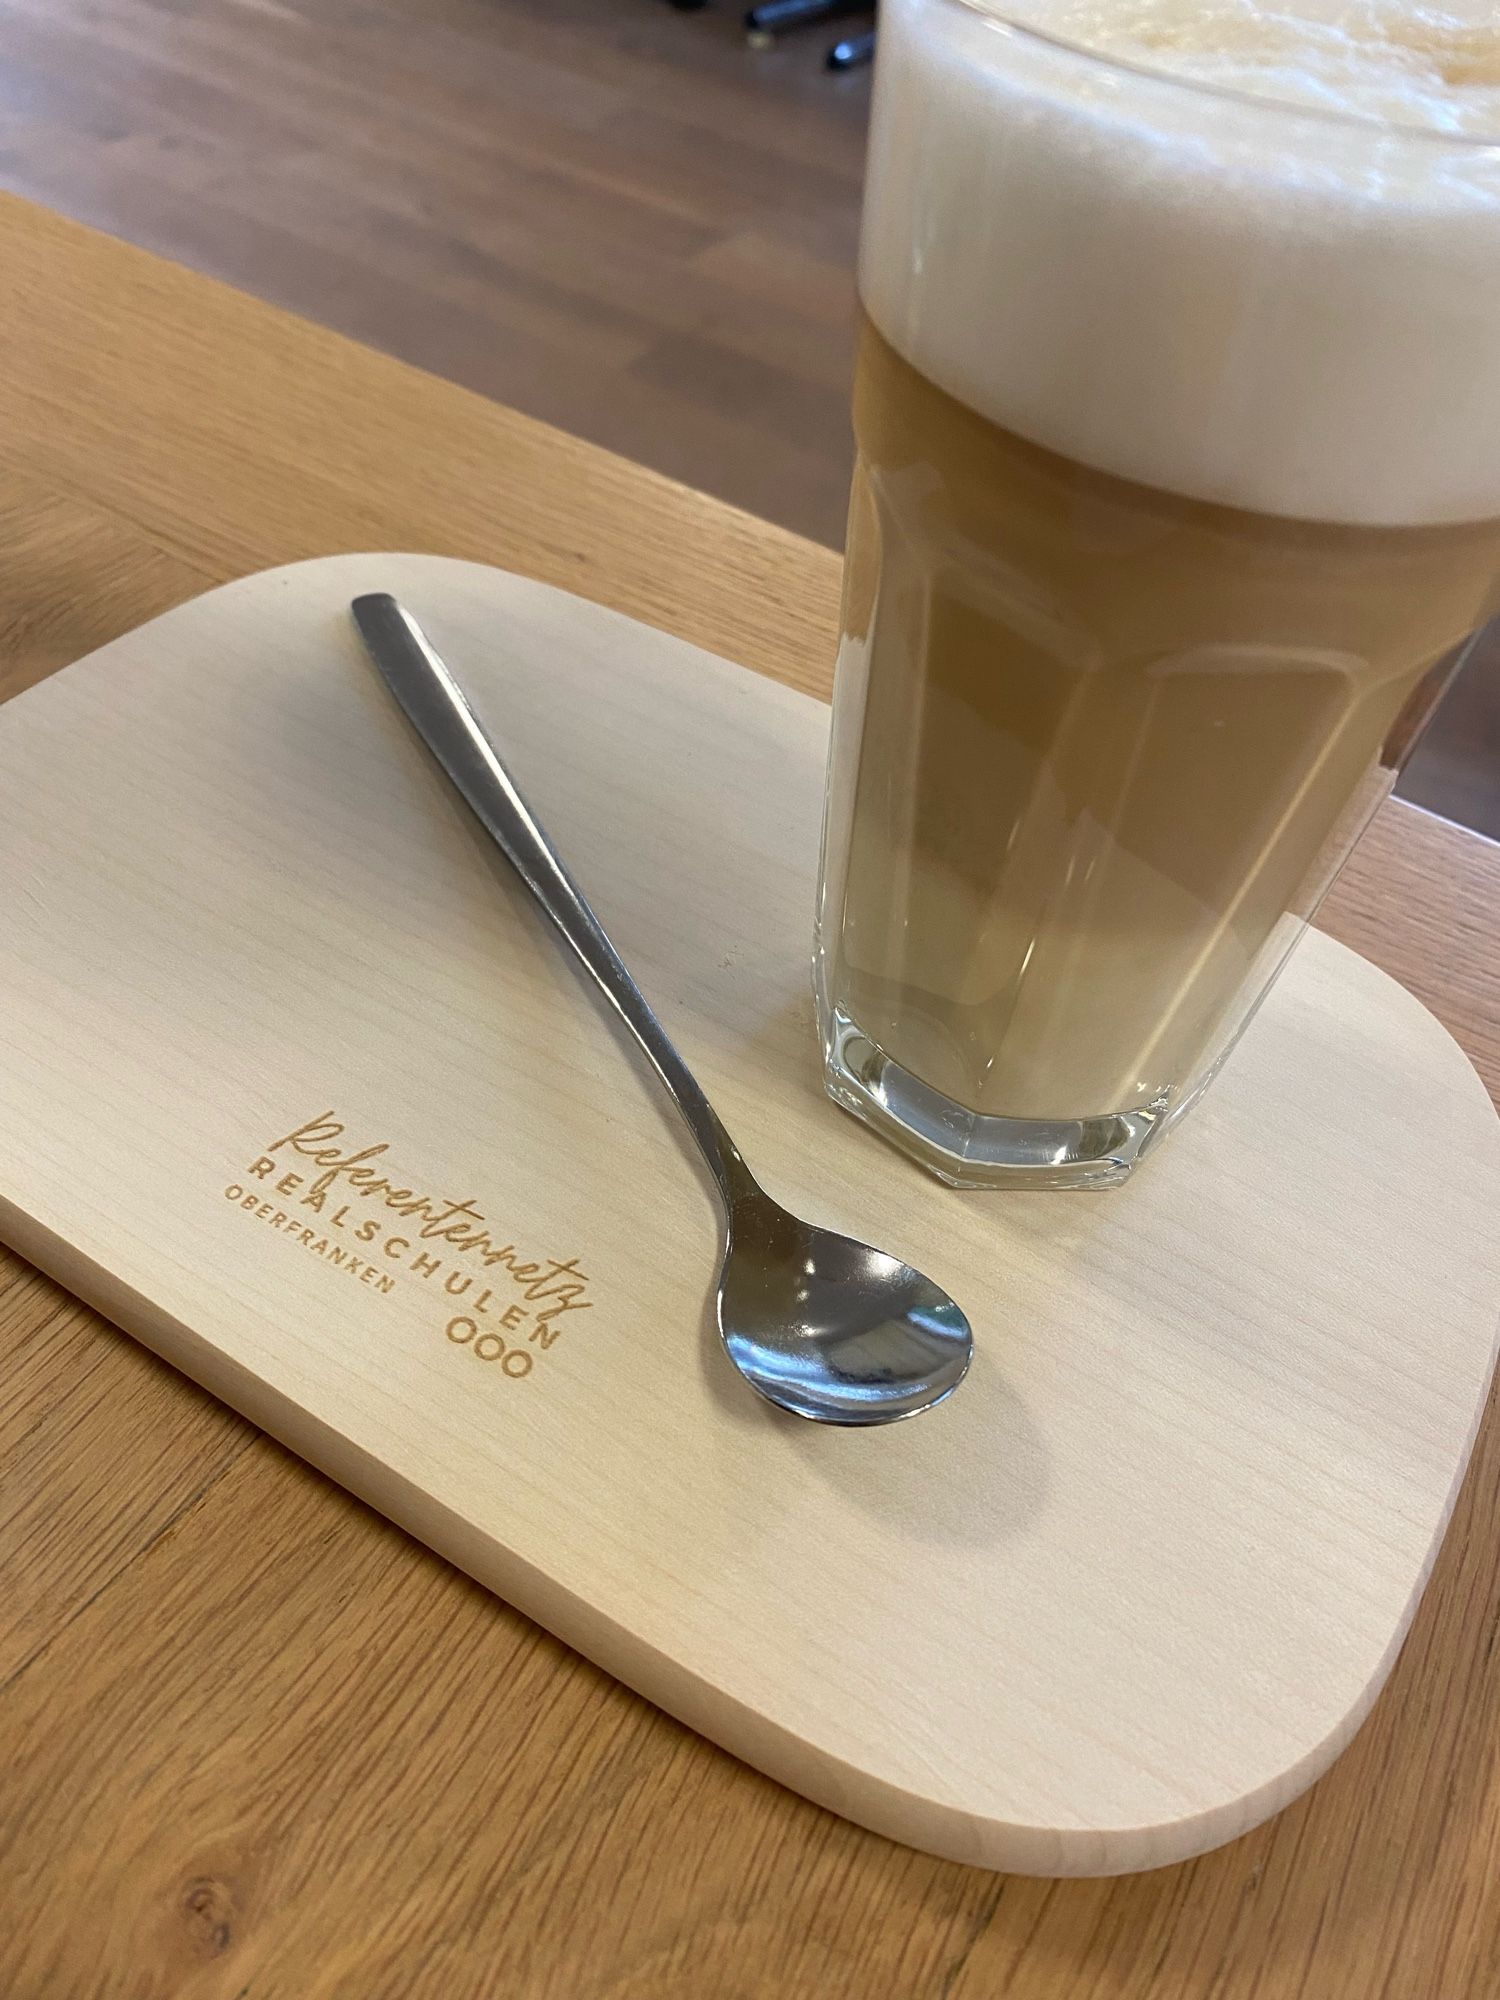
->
[351,594,754,1211]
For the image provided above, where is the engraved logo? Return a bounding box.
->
[223,1111,593,1381]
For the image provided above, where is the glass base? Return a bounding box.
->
[822,1007,1171,1190]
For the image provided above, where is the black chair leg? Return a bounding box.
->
[745,0,870,33]
[828,26,876,66]
[668,0,878,71]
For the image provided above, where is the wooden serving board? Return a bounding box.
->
[1,553,1496,1878]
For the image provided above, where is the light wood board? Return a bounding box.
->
[0,550,1496,1877]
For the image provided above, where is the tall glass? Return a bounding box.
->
[816,0,1500,1188]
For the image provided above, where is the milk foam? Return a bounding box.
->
[860,0,1500,523]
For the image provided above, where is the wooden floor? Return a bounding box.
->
[0,0,1494,835]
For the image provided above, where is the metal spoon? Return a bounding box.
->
[351,594,972,1426]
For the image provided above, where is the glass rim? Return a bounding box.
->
[937,0,1500,151]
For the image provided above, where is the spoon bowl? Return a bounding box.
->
[718,1195,972,1424]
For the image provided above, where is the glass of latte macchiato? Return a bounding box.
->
[815,0,1500,1188]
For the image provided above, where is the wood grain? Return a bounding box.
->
[0,0,865,546]
[0,195,1497,1996]
[4,551,1495,1881]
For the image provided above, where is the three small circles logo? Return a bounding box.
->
[445,1315,536,1378]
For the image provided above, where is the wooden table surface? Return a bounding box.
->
[0,193,1496,2000]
